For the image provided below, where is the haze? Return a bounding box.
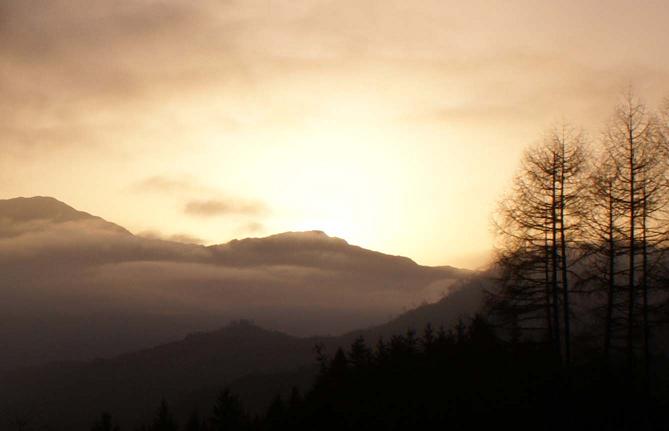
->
[2,0,669,268]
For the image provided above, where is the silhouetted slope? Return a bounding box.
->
[0,196,94,223]
[0,196,131,236]
[360,276,489,339]
[0,278,487,430]
[0,321,321,430]
[210,231,470,279]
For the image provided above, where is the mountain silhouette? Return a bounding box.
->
[0,277,485,431]
[0,196,131,236]
[210,230,468,278]
[0,196,473,371]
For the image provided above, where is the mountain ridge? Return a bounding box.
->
[0,196,132,236]
[0,195,474,371]
[0,196,468,276]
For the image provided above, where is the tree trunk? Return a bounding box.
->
[559,142,571,367]
[604,189,615,364]
[627,127,636,365]
[641,184,650,394]
[551,152,562,360]
[545,225,554,347]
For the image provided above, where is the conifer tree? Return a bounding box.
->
[91,412,120,431]
[209,389,248,431]
[150,400,178,431]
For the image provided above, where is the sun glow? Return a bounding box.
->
[180,89,495,266]
[265,111,403,248]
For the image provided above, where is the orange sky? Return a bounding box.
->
[1,0,669,268]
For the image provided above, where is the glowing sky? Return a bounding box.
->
[1,0,669,268]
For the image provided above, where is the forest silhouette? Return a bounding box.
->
[97,317,668,431]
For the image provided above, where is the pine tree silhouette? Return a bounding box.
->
[209,389,248,431]
[90,412,120,431]
[150,399,178,431]
[185,409,207,431]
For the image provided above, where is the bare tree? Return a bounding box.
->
[581,152,626,363]
[554,125,589,365]
[601,91,669,376]
[491,125,588,365]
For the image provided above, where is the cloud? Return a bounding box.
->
[168,233,205,244]
[133,175,204,194]
[239,221,264,234]
[132,175,270,219]
[137,229,204,245]
[184,199,267,217]
[2,0,668,160]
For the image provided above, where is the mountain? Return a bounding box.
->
[352,274,489,340]
[0,277,487,431]
[0,321,318,430]
[0,196,130,236]
[209,231,469,278]
[0,196,472,371]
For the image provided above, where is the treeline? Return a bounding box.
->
[90,318,668,431]
[490,91,669,379]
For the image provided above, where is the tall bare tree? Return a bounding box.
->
[601,91,669,375]
[581,153,626,363]
[491,125,587,365]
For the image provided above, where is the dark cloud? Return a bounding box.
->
[401,52,669,131]
[1,0,668,158]
[240,221,264,234]
[132,176,270,219]
[168,233,205,244]
[133,175,203,194]
[0,0,251,154]
[137,229,204,245]
[184,199,267,217]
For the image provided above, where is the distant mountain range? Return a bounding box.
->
[0,278,488,430]
[0,196,475,371]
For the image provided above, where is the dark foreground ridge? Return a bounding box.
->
[12,316,669,431]
[0,278,488,431]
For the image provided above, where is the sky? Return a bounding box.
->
[1,0,669,269]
